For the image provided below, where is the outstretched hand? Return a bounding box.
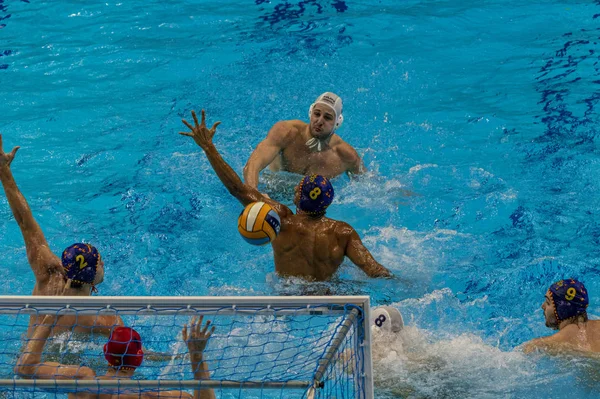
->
[0,134,20,168]
[180,110,221,150]
[183,315,216,355]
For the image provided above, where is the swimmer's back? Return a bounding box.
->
[559,320,600,353]
[271,214,351,281]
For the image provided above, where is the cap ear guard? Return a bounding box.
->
[370,306,404,333]
[335,113,344,129]
[308,103,344,130]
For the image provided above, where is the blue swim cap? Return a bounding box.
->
[298,175,334,216]
[549,279,589,322]
[61,243,100,286]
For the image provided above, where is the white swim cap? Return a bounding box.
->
[370,306,404,333]
[308,92,344,130]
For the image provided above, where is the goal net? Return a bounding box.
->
[0,295,374,399]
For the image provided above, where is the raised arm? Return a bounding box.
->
[344,227,391,278]
[180,110,292,218]
[15,314,95,380]
[243,122,293,189]
[0,135,60,279]
[183,316,216,399]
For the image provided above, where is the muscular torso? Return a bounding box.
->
[271,214,352,281]
[269,121,352,178]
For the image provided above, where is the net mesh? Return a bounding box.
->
[0,298,370,398]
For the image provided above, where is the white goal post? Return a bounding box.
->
[0,295,374,399]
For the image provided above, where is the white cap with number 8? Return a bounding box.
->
[370,306,404,333]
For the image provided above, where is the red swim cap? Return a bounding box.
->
[103,327,144,369]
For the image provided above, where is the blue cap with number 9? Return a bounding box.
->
[62,243,100,286]
[549,279,589,322]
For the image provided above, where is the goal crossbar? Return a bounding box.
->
[0,295,368,316]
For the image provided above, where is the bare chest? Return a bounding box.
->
[280,142,347,177]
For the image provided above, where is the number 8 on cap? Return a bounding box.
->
[370,306,404,333]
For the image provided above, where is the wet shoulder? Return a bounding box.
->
[585,320,600,335]
[333,138,360,163]
[558,322,600,342]
[329,218,355,238]
[274,120,305,134]
[270,120,305,145]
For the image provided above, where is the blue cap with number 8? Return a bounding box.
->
[298,175,334,216]
[62,243,100,286]
[549,279,589,322]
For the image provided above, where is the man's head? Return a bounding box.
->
[308,92,343,139]
[61,243,104,290]
[371,306,404,334]
[294,174,334,217]
[104,327,144,371]
[542,279,589,329]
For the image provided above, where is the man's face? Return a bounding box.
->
[542,290,559,329]
[309,104,337,138]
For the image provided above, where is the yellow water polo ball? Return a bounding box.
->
[237,201,281,245]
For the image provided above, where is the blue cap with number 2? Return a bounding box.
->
[549,279,589,322]
[62,243,100,285]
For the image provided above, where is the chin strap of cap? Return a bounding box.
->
[305,135,333,152]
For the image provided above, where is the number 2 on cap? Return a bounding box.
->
[75,255,88,270]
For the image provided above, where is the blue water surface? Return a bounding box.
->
[1,0,600,397]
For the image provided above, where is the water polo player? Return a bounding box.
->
[523,279,600,354]
[16,315,216,399]
[0,135,122,337]
[180,109,392,281]
[243,92,364,191]
[371,306,404,335]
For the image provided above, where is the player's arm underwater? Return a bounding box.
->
[0,135,61,280]
[15,314,96,380]
[180,110,293,218]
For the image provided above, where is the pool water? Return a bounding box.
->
[1,0,600,397]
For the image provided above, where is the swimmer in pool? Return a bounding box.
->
[15,315,216,399]
[339,306,404,368]
[0,135,123,337]
[243,92,364,190]
[522,279,600,355]
[179,110,392,281]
